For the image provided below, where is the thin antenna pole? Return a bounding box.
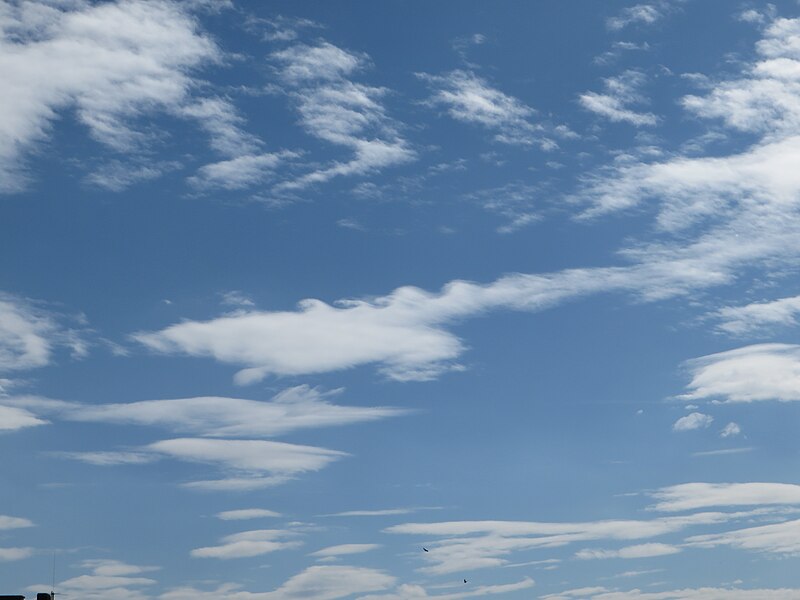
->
[51,551,56,599]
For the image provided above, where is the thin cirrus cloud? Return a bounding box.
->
[0,404,47,431]
[0,0,219,192]
[685,518,800,556]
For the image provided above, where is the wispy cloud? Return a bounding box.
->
[310,543,381,558]
[419,69,553,148]
[607,3,669,31]
[711,295,800,335]
[543,585,800,599]
[0,404,47,431]
[580,70,658,126]
[270,41,415,191]
[0,0,219,192]
[0,293,88,372]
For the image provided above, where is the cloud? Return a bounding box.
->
[0,293,86,371]
[84,159,181,191]
[607,3,666,31]
[160,565,395,600]
[575,543,680,560]
[579,70,658,126]
[0,0,219,191]
[649,482,800,513]
[720,422,741,438]
[14,385,408,437]
[419,70,552,148]
[672,412,713,431]
[0,515,34,530]
[712,295,800,335]
[686,518,800,555]
[680,344,800,403]
[543,586,800,599]
[385,512,743,575]
[134,16,800,385]
[188,151,299,190]
[311,543,381,558]
[191,529,301,559]
[359,578,535,600]
[0,547,34,561]
[323,508,424,517]
[270,41,415,190]
[0,404,47,431]
[29,559,160,600]
[148,437,346,478]
[216,508,282,520]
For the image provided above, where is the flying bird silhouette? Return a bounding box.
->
[422,547,428,552]
[464,579,468,584]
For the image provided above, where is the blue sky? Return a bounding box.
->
[4,0,800,598]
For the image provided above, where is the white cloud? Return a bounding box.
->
[0,547,33,561]
[0,293,86,371]
[720,422,741,438]
[712,295,800,335]
[575,542,680,560]
[148,437,346,477]
[649,482,800,513]
[419,70,551,148]
[85,159,181,191]
[160,565,395,600]
[30,559,160,600]
[0,404,47,431]
[385,512,743,575]
[216,508,282,520]
[680,344,800,403]
[607,4,665,31]
[0,515,34,530]
[579,70,658,126]
[16,385,407,437]
[191,529,301,559]
[53,450,158,466]
[686,518,800,555]
[543,586,800,599]
[311,543,380,558]
[359,578,535,600]
[188,151,298,190]
[672,412,713,431]
[0,0,219,191]
[270,42,414,190]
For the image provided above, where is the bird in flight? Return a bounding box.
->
[464,579,468,584]
[422,547,428,552]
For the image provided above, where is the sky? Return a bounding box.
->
[5,0,800,598]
